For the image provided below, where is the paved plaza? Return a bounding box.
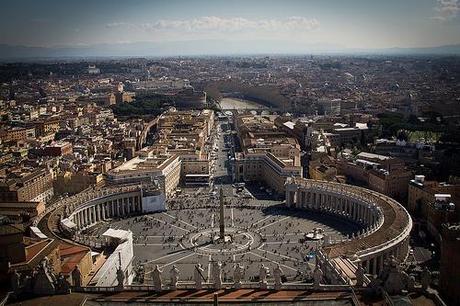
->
[85,200,362,284]
[80,119,363,285]
[81,118,364,285]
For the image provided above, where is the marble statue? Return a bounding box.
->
[116,252,125,289]
[233,264,244,289]
[313,264,323,289]
[274,264,284,290]
[33,259,56,295]
[421,266,431,291]
[355,261,365,287]
[152,265,163,291]
[213,261,222,290]
[116,267,125,289]
[170,265,180,290]
[259,264,269,289]
[408,275,416,291]
[44,257,57,282]
[382,256,410,295]
[194,264,205,290]
[10,270,21,293]
[72,266,82,288]
[56,273,70,294]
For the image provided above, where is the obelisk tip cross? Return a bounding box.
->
[219,186,225,239]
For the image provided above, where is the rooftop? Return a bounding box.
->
[356,152,391,161]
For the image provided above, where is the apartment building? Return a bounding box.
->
[234,114,302,194]
[408,175,459,239]
[0,127,35,143]
[234,152,302,194]
[0,168,54,203]
[338,152,412,200]
[107,153,181,197]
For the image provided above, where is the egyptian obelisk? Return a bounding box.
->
[219,186,225,239]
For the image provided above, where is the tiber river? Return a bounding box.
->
[219,97,266,109]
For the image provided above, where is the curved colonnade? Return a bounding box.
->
[59,185,144,232]
[51,179,411,282]
[285,178,412,276]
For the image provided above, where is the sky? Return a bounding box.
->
[1,0,459,52]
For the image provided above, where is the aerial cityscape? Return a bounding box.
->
[1,1,460,305]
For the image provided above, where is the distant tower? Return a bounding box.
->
[219,187,225,239]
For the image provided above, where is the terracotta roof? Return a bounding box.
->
[8,293,88,306]
[25,239,54,261]
[59,242,90,274]
[0,223,24,236]
[11,238,60,272]
[87,288,356,303]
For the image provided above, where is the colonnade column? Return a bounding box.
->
[371,257,377,275]
[83,209,87,226]
[82,209,87,227]
[99,204,103,220]
[367,207,371,225]
[286,189,296,207]
[73,214,79,229]
[77,212,82,228]
[116,199,121,216]
[102,203,106,219]
[96,204,100,222]
[92,206,96,224]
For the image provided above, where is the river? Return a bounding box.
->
[219,97,266,110]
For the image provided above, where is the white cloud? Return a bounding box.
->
[106,22,133,28]
[106,16,319,33]
[432,0,459,21]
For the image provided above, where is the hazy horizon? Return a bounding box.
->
[1,0,459,57]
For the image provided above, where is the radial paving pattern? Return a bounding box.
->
[85,204,362,283]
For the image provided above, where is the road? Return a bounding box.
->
[209,116,235,196]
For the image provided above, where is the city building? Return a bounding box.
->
[439,223,460,305]
[107,153,181,197]
[317,98,341,116]
[338,152,412,200]
[408,175,459,239]
[0,201,45,222]
[234,152,302,194]
[0,168,54,203]
[308,157,338,182]
[234,114,303,193]
[88,65,101,74]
